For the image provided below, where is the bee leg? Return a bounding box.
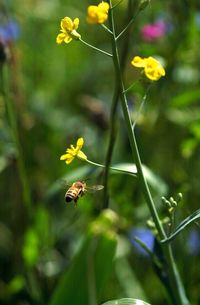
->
[74,198,78,206]
[80,191,85,197]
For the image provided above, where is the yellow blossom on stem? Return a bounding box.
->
[87,2,110,24]
[56,17,81,44]
[131,56,165,81]
[60,138,87,164]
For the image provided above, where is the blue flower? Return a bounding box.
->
[0,20,20,43]
[129,227,155,256]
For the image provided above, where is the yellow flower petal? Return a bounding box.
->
[61,17,73,32]
[67,148,76,156]
[87,6,99,24]
[131,56,146,68]
[144,57,165,80]
[64,35,72,44]
[56,33,66,44]
[98,2,110,13]
[60,153,73,161]
[87,2,109,24]
[73,18,79,30]
[60,153,68,160]
[65,156,74,164]
[77,137,84,148]
[97,12,108,24]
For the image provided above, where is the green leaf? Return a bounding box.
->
[115,257,148,301]
[170,88,200,108]
[22,229,40,268]
[113,163,168,195]
[166,108,200,126]
[22,207,50,268]
[49,210,118,305]
[101,298,151,305]
[161,208,200,243]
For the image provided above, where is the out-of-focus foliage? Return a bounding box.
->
[0,0,200,305]
[49,210,118,305]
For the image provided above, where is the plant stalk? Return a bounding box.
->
[108,1,189,304]
[103,0,135,209]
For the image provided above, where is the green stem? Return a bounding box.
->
[111,0,124,9]
[2,65,33,218]
[102,86,119,208]
[108,1,189,305]
[101,24,113,35]
[123,80,138,93]
[132,85,151,130]
[102,0,136,209]
[116,10,139,41]
[79,38,112,57]
[109,0,165,237]
[86,159,137,177]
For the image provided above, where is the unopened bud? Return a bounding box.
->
[169,197,177,207]
[162,196,171,208]
[146,219,155,229]
[177,192,183,202]
[139,0,150,11]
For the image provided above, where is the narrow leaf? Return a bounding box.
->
[113,163,168,195]
[161,208,200,243]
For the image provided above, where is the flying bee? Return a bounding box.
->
[65,180,104,205]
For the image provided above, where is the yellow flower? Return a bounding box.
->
[56,17,81,44]
[131,56,165,81]
[87,2,110,24]
[60,138,87,164]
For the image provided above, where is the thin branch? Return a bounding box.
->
[79,38,113,57]
[101,23,113,35]
[116,10,139,41]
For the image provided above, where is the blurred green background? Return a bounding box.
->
[0,0,200,304]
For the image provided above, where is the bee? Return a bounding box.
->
[65,180,104,205]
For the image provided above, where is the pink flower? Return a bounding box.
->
[141,21,167,42]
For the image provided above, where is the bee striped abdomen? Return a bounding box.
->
[65,190,76,202]
[65,188,80,202]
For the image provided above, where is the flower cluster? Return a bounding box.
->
[56,17,81,44]
[87,2,110,24]
[60,138,87,164]
[131,56,165,81]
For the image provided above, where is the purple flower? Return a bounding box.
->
[141,20,168,42]
[129,228,155,256]
[0,20,20,44]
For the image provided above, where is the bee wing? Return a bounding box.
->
[60,180,72,188]
[85,185,104,193]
